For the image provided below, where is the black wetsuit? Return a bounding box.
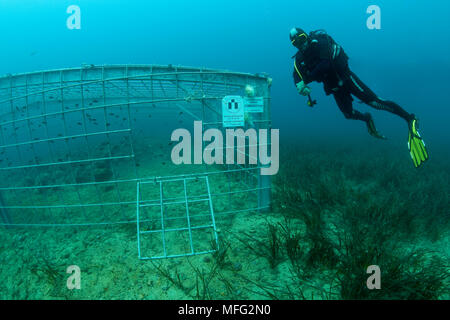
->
[293,30,412,123]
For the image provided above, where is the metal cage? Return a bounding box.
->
[0,64,272,259]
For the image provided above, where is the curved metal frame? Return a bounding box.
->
[0,64,272,229]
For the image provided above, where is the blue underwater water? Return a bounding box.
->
[1,0,449,148]
[0,0,448,300]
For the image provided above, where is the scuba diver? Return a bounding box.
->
[290,27,428,168]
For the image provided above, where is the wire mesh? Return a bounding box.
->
[0,64,272,229]
[137,176,219,259]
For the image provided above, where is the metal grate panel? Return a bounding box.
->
[137,176,219,259]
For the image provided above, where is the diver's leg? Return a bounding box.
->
[333,90,370,121]
[334,90,386,139]
[347,71,414,122]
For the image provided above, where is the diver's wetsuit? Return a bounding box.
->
[293,30,412,123]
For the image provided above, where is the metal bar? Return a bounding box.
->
[0,167,266,191]
[12,74,41,223]
[258,79,272,213]
[0,129,131,149]
[0,186,269,210]
[0,205,270,228]
[0,97,224,127]
[0,220,137,227]
[38,72,70,223]
[0,154,133,171]
[102,66,127,221]
[0,75,240,104]
[125,66,139,181]
[59,70,88,221]
[159,181,167,258]
[1,64,268,83]
[136,181,141,259]
[183,178,195,254]
[79,69,107,221]
[141,198,209,207]
[1,201,136,209]
[140,224,214,235]
[205,176,219,250]
[139,249,216,260]
[140,186,266,207]
[0,177,136,190]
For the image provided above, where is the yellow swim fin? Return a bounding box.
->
[408,118,429,168]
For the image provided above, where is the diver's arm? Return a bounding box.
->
[293,60,311,97]
[293,69,302,85]
[293,56,311,85]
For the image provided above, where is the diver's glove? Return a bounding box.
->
[408,116,429,168]
[296,81,311,96]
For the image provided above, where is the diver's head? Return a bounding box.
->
[290,27,308,51]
